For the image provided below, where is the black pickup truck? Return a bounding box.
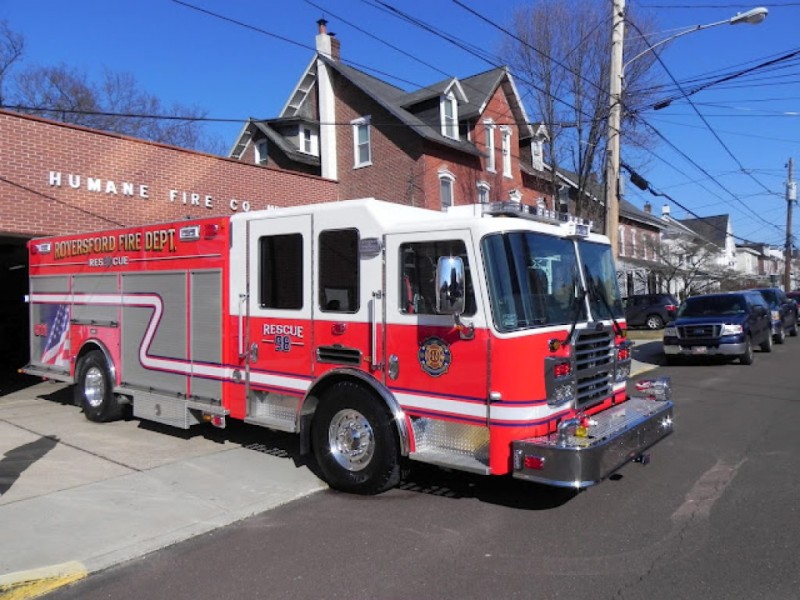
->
[662,291,772,365]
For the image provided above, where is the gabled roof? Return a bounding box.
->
[619,198,667,230]
[322,57,483,156]
[680,215,730,248]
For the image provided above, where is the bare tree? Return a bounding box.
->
[500,0,661,217]
[10,64,226,154]
[1,22,225,154]
[0,20,24,105]
[647,234,735,298]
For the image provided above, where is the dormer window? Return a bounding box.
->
[255,139,268,165]
[440,92,458,140]
[300,126,318,156]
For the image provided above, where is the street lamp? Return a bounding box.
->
[604,3,768,258]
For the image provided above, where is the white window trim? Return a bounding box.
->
[438,169,455,211]
[477,181,490,204]
[619,226,625,257]
[440,92,459,140]
[484,120,496,173]
[351,116,372,168]
[500,126,512,178]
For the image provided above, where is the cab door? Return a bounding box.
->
[384,231,489,426]
[245,215,313,425]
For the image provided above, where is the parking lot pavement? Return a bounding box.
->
[0,381,326,598]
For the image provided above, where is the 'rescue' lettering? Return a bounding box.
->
[262,324,304,338]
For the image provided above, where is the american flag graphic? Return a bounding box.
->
[41,303,71,366]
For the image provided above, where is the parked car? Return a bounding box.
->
[623,293,679,330]
[785,290,800,319]
[663,291,772,365]
[750,287,798,344]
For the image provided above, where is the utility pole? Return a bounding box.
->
[785,158,796,290]
[605,0,625,258]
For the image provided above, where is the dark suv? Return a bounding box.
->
[624,293,678,330]
[663,291,772,365]
[751,288,798,343]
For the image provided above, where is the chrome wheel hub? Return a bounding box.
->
[328,409,375,472]
[84,367,105,408]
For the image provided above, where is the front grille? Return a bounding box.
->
[574,327,614,408]
[677,324,721,339]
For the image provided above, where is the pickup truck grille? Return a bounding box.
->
[574,327,614,409]
[677,324,721,339]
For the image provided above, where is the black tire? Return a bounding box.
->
[74,350,122,422]
[740,337,754,365]
[760,330,773,353]
[645,314,664,330]
[775,327,786,345]
[790,320,798,337]
[311,381,401,495]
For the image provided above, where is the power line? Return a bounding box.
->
[625,19,782,234]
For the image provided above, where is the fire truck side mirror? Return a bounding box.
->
[435,256,465,316]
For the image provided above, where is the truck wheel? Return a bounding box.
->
[645,314,664,330]
[760,331,773,353]
[775,327,785,344]
[740,337,754,365]
[311,381,401,495]
[75,350,122,422]
[790,321,798,337]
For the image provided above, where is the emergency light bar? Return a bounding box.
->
[481,201,594,231]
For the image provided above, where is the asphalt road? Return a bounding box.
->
[38,336,800,600]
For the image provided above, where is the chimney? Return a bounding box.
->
[315,19,340,61]
[661,203,671,217]
[644,201,652,214]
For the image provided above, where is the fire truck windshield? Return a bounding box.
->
[481,231,587,332]
[578,240,624,322]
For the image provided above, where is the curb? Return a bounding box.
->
[0,562,87,600]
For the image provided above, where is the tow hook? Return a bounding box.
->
[633,453,651,465]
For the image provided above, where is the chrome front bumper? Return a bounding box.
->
[511,397,674,488]
[663,341,746,356]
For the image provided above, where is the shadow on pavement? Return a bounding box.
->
[0,435,60,496]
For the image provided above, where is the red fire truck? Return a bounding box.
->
[23,198,673,494]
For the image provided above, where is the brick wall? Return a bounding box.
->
[0,110,338,237]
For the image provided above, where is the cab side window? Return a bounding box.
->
[259,234,303,309]
[399,240,475,316]
[319,229,360,313]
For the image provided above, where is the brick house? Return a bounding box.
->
[230,20,556,211]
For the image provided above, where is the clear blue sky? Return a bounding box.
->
[3,0,798,247]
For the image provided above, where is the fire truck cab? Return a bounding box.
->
[24,198,673,494]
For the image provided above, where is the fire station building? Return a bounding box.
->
[0,109,338,383]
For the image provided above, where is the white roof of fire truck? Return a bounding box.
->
[230,197,609,244]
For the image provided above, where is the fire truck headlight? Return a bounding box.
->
[615,361,631,382]
[553,382,576,405]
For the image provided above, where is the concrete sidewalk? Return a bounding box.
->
[0,381,326,598]
[0,342,663,598]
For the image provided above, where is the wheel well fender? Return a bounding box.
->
[75,340,117,385]
[298,369,410,458]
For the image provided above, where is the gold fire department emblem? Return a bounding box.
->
[418,336,451,377]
